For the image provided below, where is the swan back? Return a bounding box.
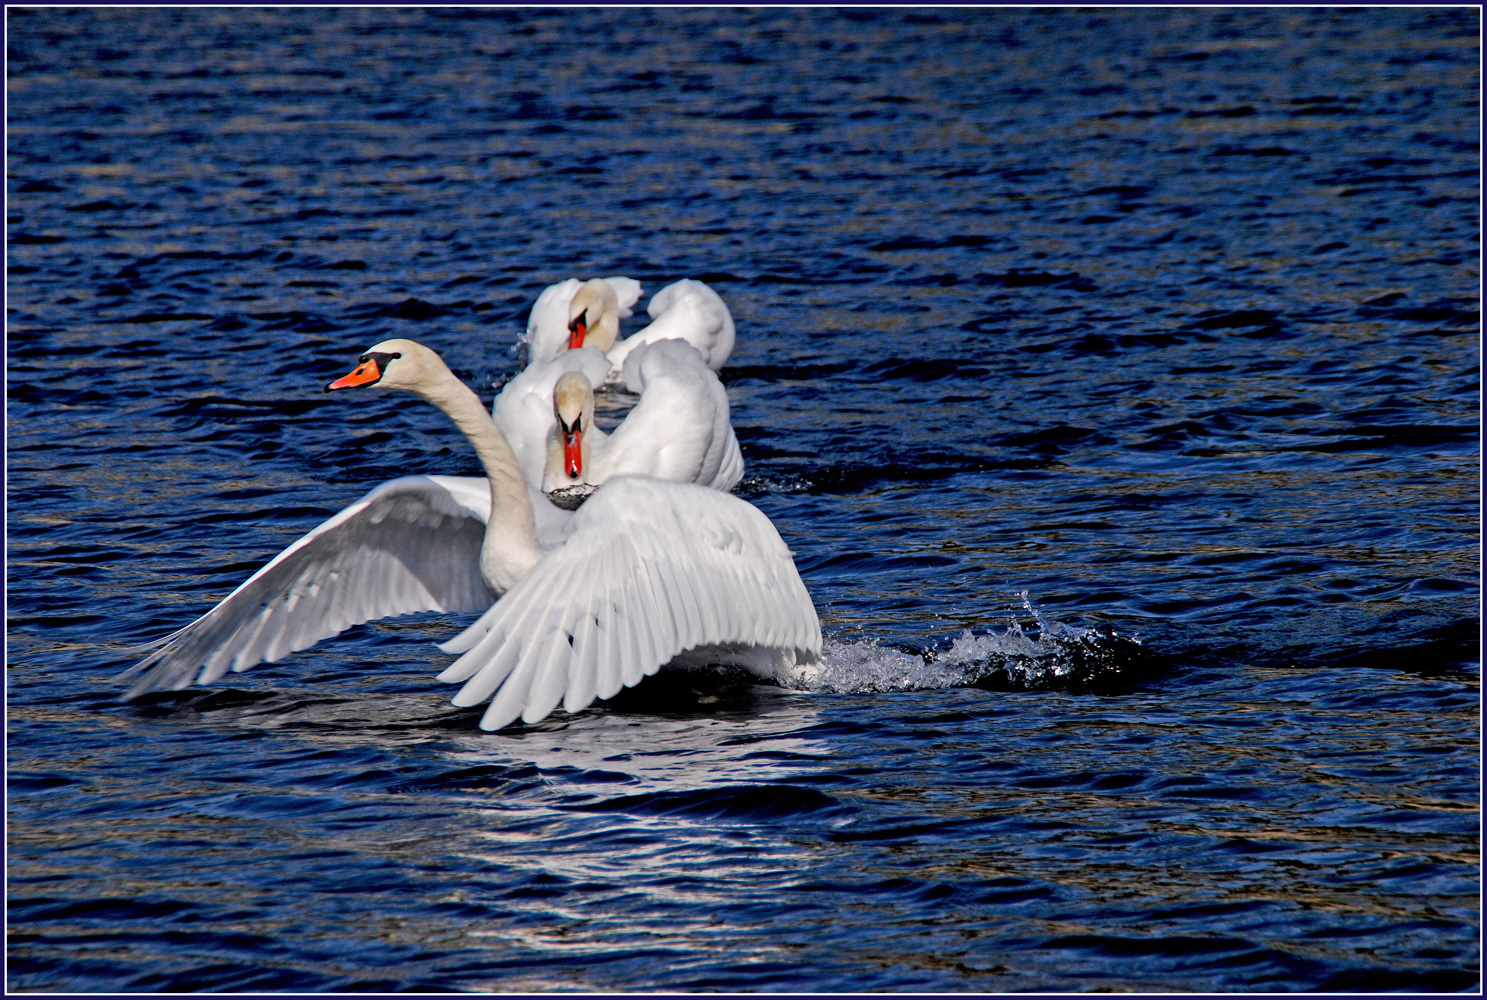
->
[600,339,744,491]
[607,279,736,371]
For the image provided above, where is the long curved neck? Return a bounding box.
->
[416,372,542,594]
[589,308,620,353]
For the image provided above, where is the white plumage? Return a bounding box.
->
[525,276,736,376]
[541,339,745,495]
[524,276,643,366]
[123,339,819,730]
[606,279,736,373]
[438,478,820,730]
[491,346,613,487]
[120,475,494,699]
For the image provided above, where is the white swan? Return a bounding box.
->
[490,340,743,496]
[121,339,820,730]
[491,345,614,488]
[530,277,737,375]
[524,276,643,366]
[542,339,744,496]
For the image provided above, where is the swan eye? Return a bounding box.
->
[568,311,587,333]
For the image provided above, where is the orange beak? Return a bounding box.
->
[568,319,587,351]
[325,357,383,391]
[564,429,583,479]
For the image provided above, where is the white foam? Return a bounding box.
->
[780,637,961,693]
[779,593,1140,694]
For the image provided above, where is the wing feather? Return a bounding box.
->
[478,635,540,731]
[448,637,520,707]
[645,556,684,655]
[122,477,493,699]
[522,630,573,724]
[594,562,627,701]
[631,561,666,680]
[290,575,332,654]
[230,603,280,675]
[563,613,599,714]
[521,560,586,718]
[436,613,491,658]
[446,540,580,701]
[620,574,651,686]
[563,544,613,712]
[696,555,730,638]
[435,477,821,730]
[672,555,708,650]
[716,563,743,639]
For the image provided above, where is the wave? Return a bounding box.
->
[783,594,1151,695]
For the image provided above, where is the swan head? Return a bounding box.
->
[325,339,453,400]
[551,370,595,481]
[567,279,620,353]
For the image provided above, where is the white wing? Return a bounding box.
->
[434,477,821,730]
[606,279,736,372]
[492,347,613,484]
[597,339,744,491]
[604,276,643,318]
[121,475,497,699]
[524,276,643,364]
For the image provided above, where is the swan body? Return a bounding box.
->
[123,339,820,729]
[542,339,744,495]
[524,276,643,366]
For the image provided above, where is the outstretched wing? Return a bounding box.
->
[121,475,495,699]
[434,477,821,730]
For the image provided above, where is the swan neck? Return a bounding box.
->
[590,310,620,353]
[420,373,542,593]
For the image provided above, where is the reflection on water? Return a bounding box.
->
[444,692,833,791]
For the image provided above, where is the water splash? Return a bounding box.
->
[783,594,1146,694]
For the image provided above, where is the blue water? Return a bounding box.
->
[6,7,1479,992]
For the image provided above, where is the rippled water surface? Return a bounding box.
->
[6,7,1479,993]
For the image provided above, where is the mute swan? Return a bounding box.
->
[531,277,736,375]
[542,339,744,496]
[121,339,820,730]
[491,345,614,487]
[524,276,642,366]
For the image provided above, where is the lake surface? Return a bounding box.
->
[6,7,1479,992]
